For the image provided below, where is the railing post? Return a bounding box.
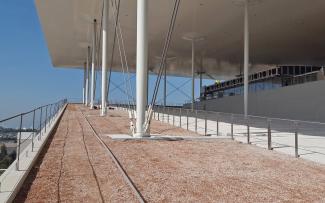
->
[49,104,52,125]
[52,104,54,122]
[45,105,48,133]
[167,107,169,124]
[195,110,198,133]
[163,106,165,122]
[173,109,175,126]
[267,119,272,150]
[295,122,299,158]
[204,111,207,136]
[247,117,250,144]
[49,105,51,123]
[158,106,160,121]
[179,108,182,128]
[32,109,36,152]
[39,107,43,140]
[186,109,189,131]
[16,114,23,171]
[231,114,234,140]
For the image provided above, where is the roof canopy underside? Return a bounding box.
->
[35,0,325,78]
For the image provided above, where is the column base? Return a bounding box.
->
[133,132,150,138]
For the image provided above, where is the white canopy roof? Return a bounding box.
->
[35,0,325,78]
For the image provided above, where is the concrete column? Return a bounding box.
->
[90,19,97,109]
[135,0,148,137]
[101,0,109,116]
[244,0,249,117]
[85,46,90,106]
[191,41,195,111]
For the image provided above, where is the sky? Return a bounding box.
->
[0,0,212,120]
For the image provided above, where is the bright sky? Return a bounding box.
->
[0,0,213,120]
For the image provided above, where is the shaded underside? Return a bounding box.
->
[35,0,325,78]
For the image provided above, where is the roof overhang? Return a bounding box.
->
[35,0,325,78]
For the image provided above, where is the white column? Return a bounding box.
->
[164,60,167,107]
[244,0,249,117]
[199,72,203,96]
[147,70,149,105]
[135,0,148,137]
[191,41,195,111]
[85,46,90,106]
[101,0,109,116]
[83,62,86,104]
[90,19,97,109]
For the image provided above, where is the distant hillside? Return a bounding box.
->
[0,126,35,133]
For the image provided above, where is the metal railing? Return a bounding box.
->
[200,69,324,101]
[0,99,67,172]
[288,71,319,86]
[115,104,325,161]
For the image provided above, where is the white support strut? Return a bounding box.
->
[164,60,167,107]
[85,46,90,106]
[135,0,148,137]
[191,40,195,111]
[101,0,109,116]
[244,0,249,117]
[83,62,86,104]
[90,19,97,109]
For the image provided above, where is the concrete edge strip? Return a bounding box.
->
[5,104,68,203]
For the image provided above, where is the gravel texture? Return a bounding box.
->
[14,105,325,202]
[14,105,137,203]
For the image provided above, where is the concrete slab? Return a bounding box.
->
[105,133,235,142]
[105,134,133,139]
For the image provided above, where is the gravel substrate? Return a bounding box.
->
[14,105,325,202]
[14,105,137,202]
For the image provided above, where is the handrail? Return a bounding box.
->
[0,101,65,123]
[197,109,325,126]
[0,99,67,174]
[114,102,325,161]
[291,70,319,78]
[113,102,325,126]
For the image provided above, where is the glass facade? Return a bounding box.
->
[201,66,324,101]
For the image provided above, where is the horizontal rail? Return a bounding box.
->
[147,105,325,126]
[0,100,66,123]
[0,99,67,175]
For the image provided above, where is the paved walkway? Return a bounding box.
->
[157,110,325,164]
[14,105,325,202]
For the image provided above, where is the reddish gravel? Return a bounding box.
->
[84,107,198,137]
[14,105,325,202]
[14,105,137,203]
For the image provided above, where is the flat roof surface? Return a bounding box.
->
[15,104,325,202]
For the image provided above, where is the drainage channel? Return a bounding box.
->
[79,108,146,203]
